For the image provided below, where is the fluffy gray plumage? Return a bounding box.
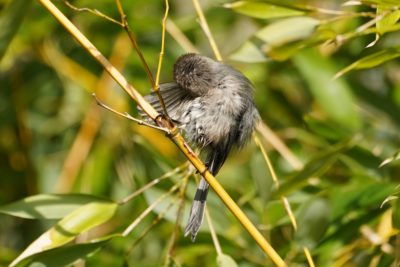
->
[141,53,259,241]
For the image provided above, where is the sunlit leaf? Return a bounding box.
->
[224,1,304,19]
[230,41,268,63]
[335,47,400,78]
[216,254,239,267]
[294,49,361,129]
[10,201,118,266]
[14,239,111,267]
[376,5,400,34]
[380,150,400,167]
[0,194,111,219]
[381,185,400,207]
[255,17,320,49]
[360,0,400,6]
[231,16,321,62]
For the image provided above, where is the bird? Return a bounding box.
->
[140,53,259,241]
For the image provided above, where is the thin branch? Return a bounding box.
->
[355,10,390,33]
[254,134,297,230]
[63,1,123,26]
[166,19,199,53]
[119,163,189,205]
[122,180,183,237]
[192,0,222,61]
[156,0,169,87]
[92,93,169,133]
[257,122,303,170]
[255,134,316,267]
[126,194,178,258]
[115,0,170,119]
[164,172,190,267]
[115,0,155,88]
[205,207,222,256]
[303,247,316,267]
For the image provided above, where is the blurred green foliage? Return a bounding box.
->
[1,0,400,266]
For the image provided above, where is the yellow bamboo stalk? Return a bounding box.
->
[36,1,286,265]
[192,0,223,61]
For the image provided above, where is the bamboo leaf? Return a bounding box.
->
[13,239,111,267]
[0,194,111,219]
[10,202,118,267]
[217,254,239,267]
[255,17,320,48]
[224,1,304,19]
[334,47,400,78]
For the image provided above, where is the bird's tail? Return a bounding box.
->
[184,177,209,241]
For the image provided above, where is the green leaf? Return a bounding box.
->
[0,0,32,60]
[10,201,118,267]
[360,0,400,6]
[295,198,330,248]
[250,152,274,202]
[230,41,268,63]
[216,254,239,267]
[230,17,321,62]
[305,116,351,141]
[0,194,111,219]
[335,47,400,78]
[380,151,400,167]
[14,239,110,267]
[224,1,304,19]
[293,49,361,130]
[255,17,320,48]
[276,141,352,195]
[377,5,400,34]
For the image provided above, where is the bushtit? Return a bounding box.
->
[141,53,259,241]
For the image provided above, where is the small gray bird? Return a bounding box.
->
[141,53,259,241]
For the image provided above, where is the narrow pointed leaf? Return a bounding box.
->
[10,201,118,266]
[0,194,111,219]
[224,1,304,19]
[335,47,400,78]
[14,239,111,267]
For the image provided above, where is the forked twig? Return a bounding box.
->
[92,93,169,133]
[63,0,123,26]
[64,0,170,118]
[122,179,183,237]
[119,162,189,205]
[115,0,170,119]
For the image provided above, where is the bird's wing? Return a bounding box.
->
[138,82,193,122]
